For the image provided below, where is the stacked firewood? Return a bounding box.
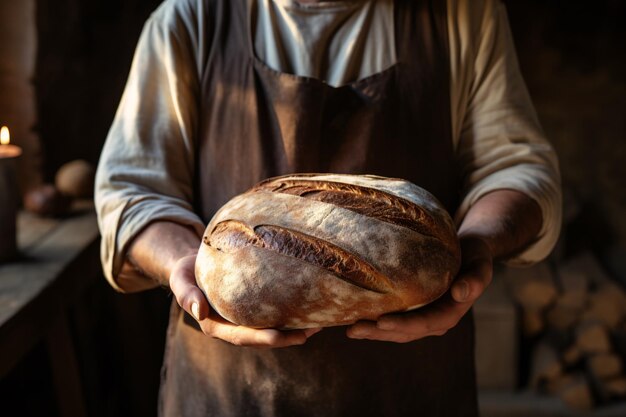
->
[504,251,626,411]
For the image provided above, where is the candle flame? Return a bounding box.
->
[0,126,9,145]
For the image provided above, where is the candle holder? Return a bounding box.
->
[0,127,22,263]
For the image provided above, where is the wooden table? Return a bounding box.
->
[0,201,100,417]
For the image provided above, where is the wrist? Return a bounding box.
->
[457,190,542,261]
[127,221,202,287]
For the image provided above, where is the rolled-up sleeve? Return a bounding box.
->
[448,0,562,265]
[95,1,205,291]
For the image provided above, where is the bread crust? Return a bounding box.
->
[196,174,460,329]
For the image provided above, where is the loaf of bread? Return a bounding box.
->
[195,174,460,329]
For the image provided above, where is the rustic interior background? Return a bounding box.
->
[0,0,624,416]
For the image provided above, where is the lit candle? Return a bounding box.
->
[0,125,22,262]
[0,126,22,158]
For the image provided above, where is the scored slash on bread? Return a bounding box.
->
[253,177,458,258]
[207,220,393,294]
[196,174,461,329]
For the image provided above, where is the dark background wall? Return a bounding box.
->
[505,0,626,258]
[35,0,161,180]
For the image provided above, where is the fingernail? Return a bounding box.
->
[191,302,200,320]
[456,280,470,302]
[377,320,395,331]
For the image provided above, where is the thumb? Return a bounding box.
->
[169,254,209,321]
[450,264,491,304]
[451,239,493,303]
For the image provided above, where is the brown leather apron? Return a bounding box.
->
[160,0,478,415]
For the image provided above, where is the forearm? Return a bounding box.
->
[118,221,202,291]
[457,189,543,261]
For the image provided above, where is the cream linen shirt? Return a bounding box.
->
[95,0,562,292]
[253,0,396,87]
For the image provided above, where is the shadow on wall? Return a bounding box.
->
[505,0,626,251]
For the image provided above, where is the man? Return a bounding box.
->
[96,0,561,415]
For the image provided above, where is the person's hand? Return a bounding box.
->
[169,253,321,347]
[346,236,493,342]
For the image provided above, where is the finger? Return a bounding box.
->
[211,324,308,348]
[453,237,493,303]
[178,286,209,321]
[347,321,441,343]
[170,267,209,321]
[374,295,471,339]
[451,258,493,304]
[203,313,309,347]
